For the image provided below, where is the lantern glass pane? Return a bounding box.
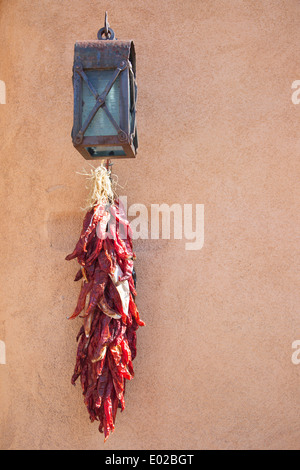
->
[85,146,125,157]
[82,70,120,136]
[129,71,138,152]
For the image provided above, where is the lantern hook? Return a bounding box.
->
[98,11,115,40]
[104,11,109,36]
[105,159,113,174]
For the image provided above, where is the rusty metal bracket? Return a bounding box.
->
[128,61,137,142]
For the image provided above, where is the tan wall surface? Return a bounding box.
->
[0,0,300,450]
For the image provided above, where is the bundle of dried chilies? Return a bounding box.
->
[66,165,144,441]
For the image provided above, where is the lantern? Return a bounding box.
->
[72,13,138,159]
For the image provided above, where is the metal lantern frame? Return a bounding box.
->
[72,16,138,160]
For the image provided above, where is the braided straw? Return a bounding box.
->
[78,163,118,210]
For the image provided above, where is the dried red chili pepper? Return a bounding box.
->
[66,199,144,441]
[67,280,93,320]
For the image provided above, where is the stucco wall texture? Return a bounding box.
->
[0,0,299,450]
